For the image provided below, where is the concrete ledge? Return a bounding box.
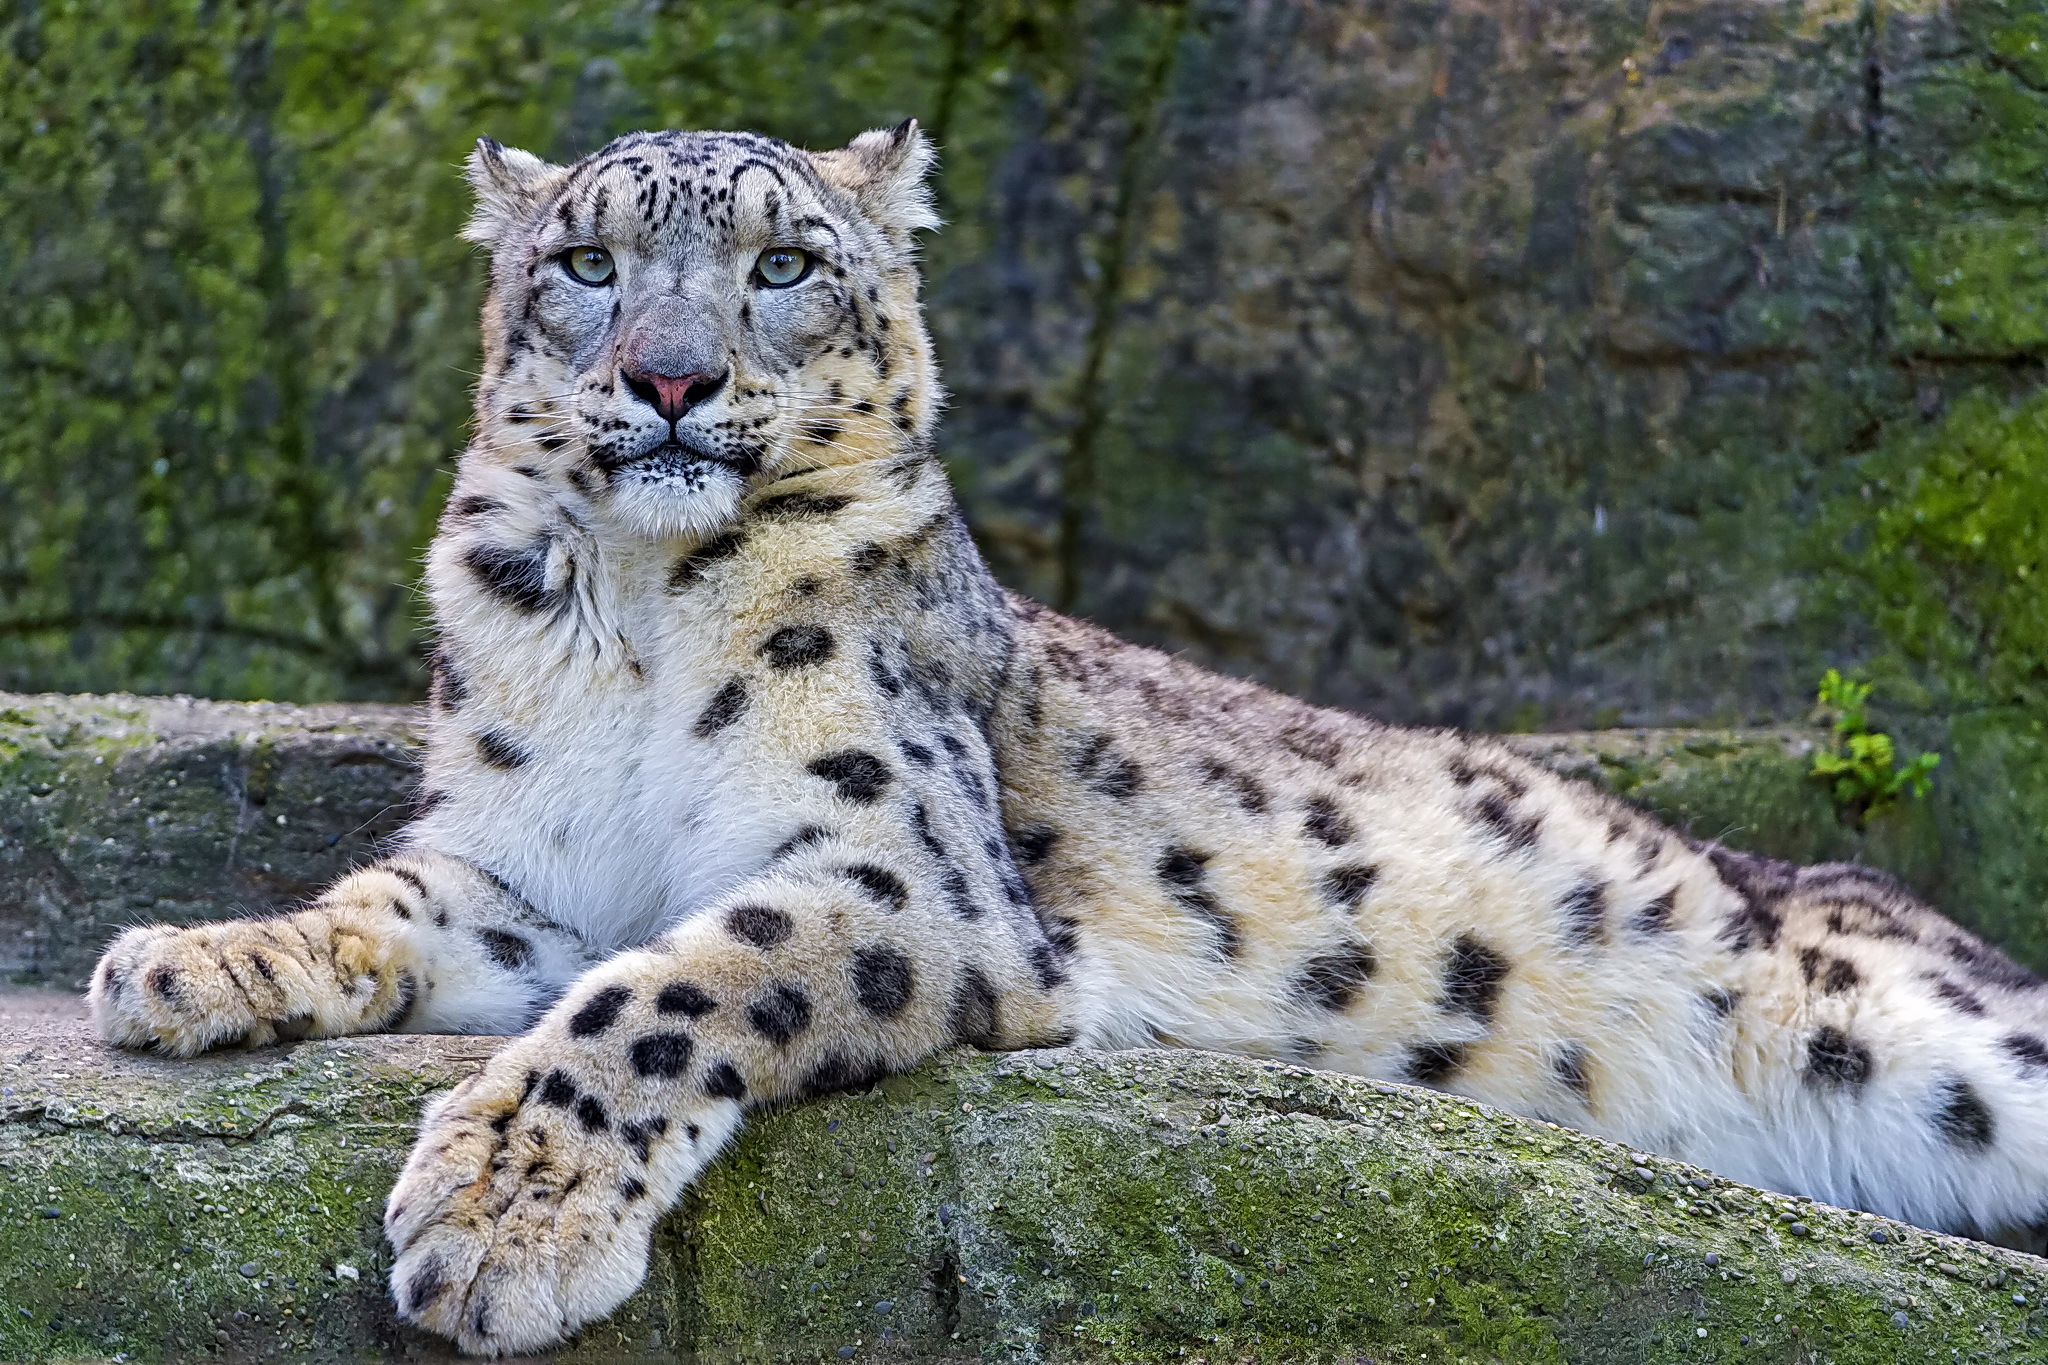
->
[4,1005,2045,1363]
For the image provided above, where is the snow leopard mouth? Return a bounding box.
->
[603,436,762,483]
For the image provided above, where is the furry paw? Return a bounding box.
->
[384,1040,713,1355]
[90,909,415,1057]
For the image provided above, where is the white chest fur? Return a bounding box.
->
[411,522,783,952]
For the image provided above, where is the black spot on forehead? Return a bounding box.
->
[1705,845,1792,952]
[1632,888,1678,934]
[1200,758,1270,814]
[1301,795,1353,845]
[1798,947,1862,996]
[1471,794,1541,854]
[1158,847,1208,887]
[1072,733,1143,800]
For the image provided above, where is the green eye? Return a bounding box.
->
[755,248,810,288]
[562,246,614,286]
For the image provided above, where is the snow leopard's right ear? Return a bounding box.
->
[463,138,567,248]
[809,119,940,247]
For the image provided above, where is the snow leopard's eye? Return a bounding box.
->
[754,248,810,289]
[562,246,614,286]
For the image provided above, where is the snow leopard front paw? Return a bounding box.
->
[90,909,415,1057]
[383,1035,724,1355]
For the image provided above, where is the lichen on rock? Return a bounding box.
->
[4,1003,2044,1363]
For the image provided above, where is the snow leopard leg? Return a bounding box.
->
[382,828,1072,1355]
[90,850,599,1056]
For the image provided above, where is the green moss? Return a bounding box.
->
[0,0,2037,752]
[1813,384,2048,966]
[8,1034,2047,1363]
[2,1050,433,1361]
[1507,721,2048,970]
[670,1051,2048,1363]
[1899,222,2048,354]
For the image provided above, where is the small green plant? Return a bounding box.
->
[1809,669,1940,827]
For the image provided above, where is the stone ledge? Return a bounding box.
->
[0,693,421,985]
[3,1005,2044,1363]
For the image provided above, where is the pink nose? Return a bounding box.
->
[622,367,726,422]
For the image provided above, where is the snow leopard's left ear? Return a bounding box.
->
[463,138,569,248]
[809,120,941,245]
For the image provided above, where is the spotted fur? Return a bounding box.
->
[90,122,2048,1356]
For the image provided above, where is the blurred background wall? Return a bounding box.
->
[3,0,2044,737]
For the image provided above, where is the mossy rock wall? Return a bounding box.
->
[4,1011,2045,1364]
[0,693,418,988]
[6,0,2048,742]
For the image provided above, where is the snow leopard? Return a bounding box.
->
[89,121,2048,1355]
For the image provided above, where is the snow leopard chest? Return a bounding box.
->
[412,559,785,951]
